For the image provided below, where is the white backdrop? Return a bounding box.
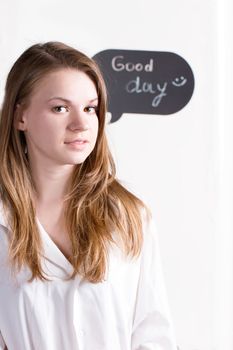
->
[0,1,232,349]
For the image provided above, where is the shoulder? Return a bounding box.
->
[140,206,157,242]
[140,210,162,268]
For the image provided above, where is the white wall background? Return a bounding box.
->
[0,1,232,349]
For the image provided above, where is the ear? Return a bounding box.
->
[14,103,27,131]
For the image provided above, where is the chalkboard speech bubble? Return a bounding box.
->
[92,49,195,123]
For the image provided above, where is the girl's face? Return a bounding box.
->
[16,68,99,169]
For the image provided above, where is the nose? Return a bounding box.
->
[68,108,90,132]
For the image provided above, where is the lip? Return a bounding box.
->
[64,139,88,144]
[64,139,89,151]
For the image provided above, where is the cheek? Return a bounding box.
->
[26,114,60,144]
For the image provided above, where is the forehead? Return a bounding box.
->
[30,68,97,101]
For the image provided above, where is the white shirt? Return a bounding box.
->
[0,202,177,350]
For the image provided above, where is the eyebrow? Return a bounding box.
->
[47,97,99,103]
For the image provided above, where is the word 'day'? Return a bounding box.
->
[92,49,195,123]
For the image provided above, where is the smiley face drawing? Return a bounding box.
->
[172,76,187,87]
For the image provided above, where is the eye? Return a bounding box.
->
[52,105,69,113]
[84,105,98,114]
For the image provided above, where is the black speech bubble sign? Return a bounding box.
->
[92,49,195,123]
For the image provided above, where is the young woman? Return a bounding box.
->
[0,42,177,350]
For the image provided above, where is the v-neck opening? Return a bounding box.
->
[36,216,73,270]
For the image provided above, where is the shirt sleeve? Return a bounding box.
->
[131,216,177,350]
[0,331,6,350]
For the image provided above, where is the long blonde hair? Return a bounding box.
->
[0,42,150,283]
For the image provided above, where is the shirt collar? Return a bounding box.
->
[36,217,74,278]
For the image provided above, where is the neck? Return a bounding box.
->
[30,161,75,205]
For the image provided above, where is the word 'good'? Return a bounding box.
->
[112,56,154,72]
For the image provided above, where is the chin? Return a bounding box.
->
[65,155,90,165]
